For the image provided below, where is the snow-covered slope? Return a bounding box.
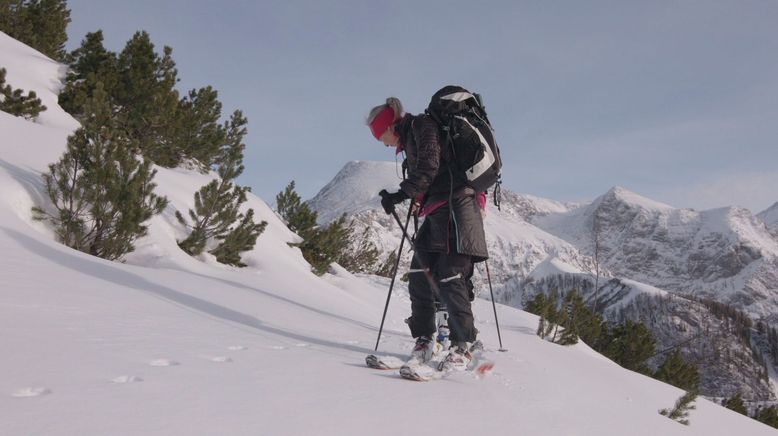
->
[2,32,775,435]
[535,186,778,321]
[759,202,778,238]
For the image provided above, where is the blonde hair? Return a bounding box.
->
[366,97,404,125]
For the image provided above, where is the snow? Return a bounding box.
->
[1,32,775,435]
[306,160,404,223]
[605,186,675,212]
[759,202,778,236]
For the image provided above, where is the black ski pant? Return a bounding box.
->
[406,250,477,344]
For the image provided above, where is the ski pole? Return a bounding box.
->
[484,260,507,352]
[374,205,413,352]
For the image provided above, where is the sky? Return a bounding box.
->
[63,0,778,213]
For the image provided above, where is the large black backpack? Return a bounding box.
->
[426,86,502,205]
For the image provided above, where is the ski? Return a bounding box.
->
[399,341,494,382]
[400,359,495,382]
[365,354,404,370]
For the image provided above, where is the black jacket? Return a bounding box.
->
[393,114,488,261]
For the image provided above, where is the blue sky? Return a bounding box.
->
[65,0,778,212]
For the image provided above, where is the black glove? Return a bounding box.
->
[379,189,408,215]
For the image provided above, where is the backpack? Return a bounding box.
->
[425,86,502,205]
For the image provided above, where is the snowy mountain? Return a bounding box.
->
[534,186,778,322]
[310,161,778,401]
[760,202,778,238]
[2,31,776,434]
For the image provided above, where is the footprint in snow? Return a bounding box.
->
[211,356,232,363]
[12,387,51,398]
[270,345,287,350]
[112,375,144,383]
[228,345,247,351]
[149,359,180,367]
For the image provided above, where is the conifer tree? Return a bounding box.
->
[557,289,604,346]
[176,178,246,256]
[722,393,748,416]
[33,82,168,260]
[0,67,46,119]
[208,209,267,267]
[654,350,700,392]
[526,291,560,340]
[0,0,70,61]
[602,320,656,374]
[754,406,778,428]
[659,390,697,426]
[275,181,365,275]
[275,181,317,241]
[301,214,352,275]
[172,86,226,169]
[59,30,118,118]
[114,31,180,166]
[216,110,247,169]
[176,113,264,267]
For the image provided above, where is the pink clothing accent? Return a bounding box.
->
[369,107,395,140]
[417,192,488,217]
[477,191,487,210]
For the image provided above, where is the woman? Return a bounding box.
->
[367,96,488,370]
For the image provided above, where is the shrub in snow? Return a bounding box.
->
[653,350,700,392]
[660,390,697,426]
[0,67,46,120]
[32,83,168,260]
[275,181,379,276]
[176,114,266,267]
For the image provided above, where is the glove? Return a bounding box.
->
[379,189,408,215]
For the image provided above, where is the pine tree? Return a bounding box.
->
[654,350,700,392]
[602,320,656,374]
[0,0,70,61]
[176,178,246,256]
[171,86,226,169]
[0,67,47,119]
[275,181,317,240]
[526,291,561,340]
[176,115,263,266]
[32,82,168,260]
[722,393,748,416]
[659,390,697,425]
[556,289,604,346]
[275,182,361,275]
[59,30,118,118]
[114,31,180,166]
[754,406,778,428]
[301,214,351,275]
[208,209,267,267]
[217,110,248,171]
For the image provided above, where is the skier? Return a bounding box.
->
[366,96,489,371]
